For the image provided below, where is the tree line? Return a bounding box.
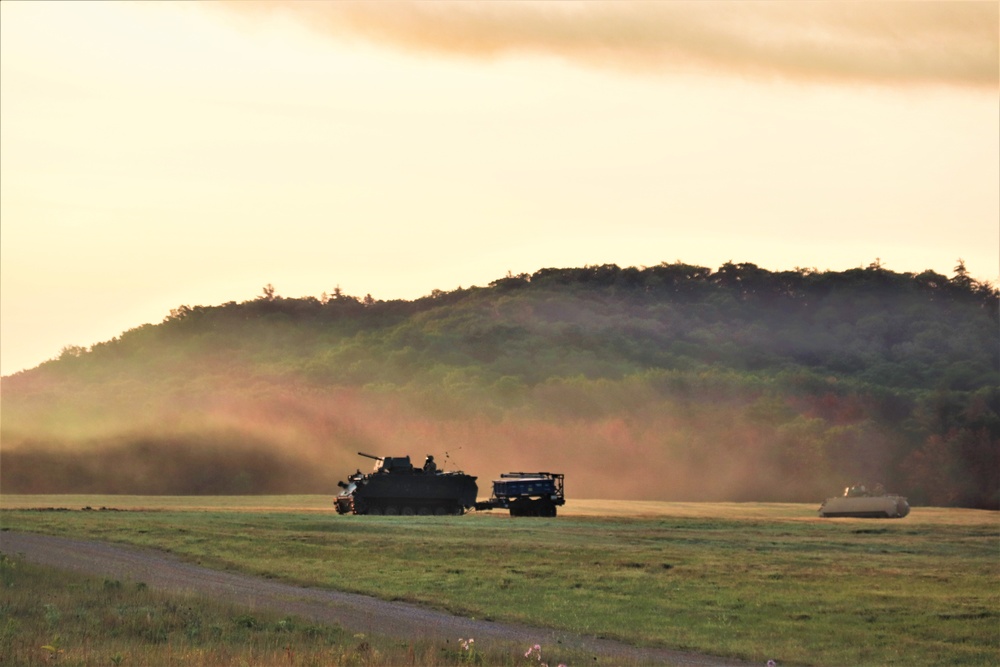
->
[2,261,996,507]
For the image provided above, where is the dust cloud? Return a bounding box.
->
[1,378,847,502]
[213,1,998,88]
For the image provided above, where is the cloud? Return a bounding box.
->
[217,1,998,88]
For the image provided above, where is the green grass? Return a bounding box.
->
[0,552,582,667]
[2,497,998,666]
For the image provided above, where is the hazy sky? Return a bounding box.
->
[1,1,997,377]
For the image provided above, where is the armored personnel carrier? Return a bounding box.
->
[819,484,910,518]
[334,452,478,515]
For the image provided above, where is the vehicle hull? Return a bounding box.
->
[818,495,910,518]
[336,470,478,516]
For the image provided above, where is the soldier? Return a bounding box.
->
[423,455,437,473]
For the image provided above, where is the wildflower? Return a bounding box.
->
[525,643,547,663]
[767,661,777,667]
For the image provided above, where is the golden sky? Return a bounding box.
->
[1,1,997,376]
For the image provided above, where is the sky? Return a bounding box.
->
[1,1,997,377]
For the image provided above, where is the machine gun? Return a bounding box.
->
[357,451,413,472]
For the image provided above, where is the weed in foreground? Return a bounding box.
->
[524,642,567,667]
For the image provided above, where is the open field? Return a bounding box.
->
[2,495,993,525]
[1,496,997,666]
[2,531,735,667]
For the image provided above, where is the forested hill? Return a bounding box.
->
[3,261,998,509]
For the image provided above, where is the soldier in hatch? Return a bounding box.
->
[423,455,437,473]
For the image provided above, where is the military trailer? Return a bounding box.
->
[475,472,565,517]
[334,452,478,515]
[819,484,910,518]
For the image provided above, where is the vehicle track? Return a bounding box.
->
[1,531,749,666]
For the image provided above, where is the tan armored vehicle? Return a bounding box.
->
[818,484,910,518]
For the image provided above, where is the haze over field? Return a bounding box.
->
[1,1,998,376]
[3,263,997,508]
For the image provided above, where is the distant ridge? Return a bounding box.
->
[2,261,997,509]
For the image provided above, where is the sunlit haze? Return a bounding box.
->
[2,1,997,376]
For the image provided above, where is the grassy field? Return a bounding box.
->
[1,496,997,666]
[0,552,571,667]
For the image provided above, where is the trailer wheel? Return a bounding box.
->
[384,506,399,516]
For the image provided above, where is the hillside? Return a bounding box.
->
[2,261,998,508]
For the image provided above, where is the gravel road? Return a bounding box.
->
[1,531,750,666]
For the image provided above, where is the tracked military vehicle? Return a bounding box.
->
[819,484,910,518]
[334,452,478,515]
